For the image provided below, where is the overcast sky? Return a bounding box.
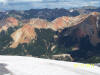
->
[0,0,100,10]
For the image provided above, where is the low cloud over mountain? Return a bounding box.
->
[0,0,100,10]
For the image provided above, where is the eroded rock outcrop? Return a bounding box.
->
[10,25,36,48]
[51,54,74,61]
[0,17,19,32]
[50,14,88,30]
[10,12,100,48]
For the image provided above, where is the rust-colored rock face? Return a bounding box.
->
[10,12,100,48]
[74,12,100,46]
[51,16,69,30]
[10,25,36,48]
[0,17,19,32]
[91,12,100,16]
[86,14,100,46]
[29,19,48,28]
[50,14,89,31]
[23,18,49,29]
[6,17,19,26]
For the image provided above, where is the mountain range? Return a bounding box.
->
[0,8,100,63]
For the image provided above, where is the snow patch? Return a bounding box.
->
[0,55,100,75]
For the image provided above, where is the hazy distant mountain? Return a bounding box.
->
[0,0,100,10]
[0,8,80,21]
[74,6,100,14]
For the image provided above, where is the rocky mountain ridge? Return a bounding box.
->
[0,12,100,63]
[9,12,100,48]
